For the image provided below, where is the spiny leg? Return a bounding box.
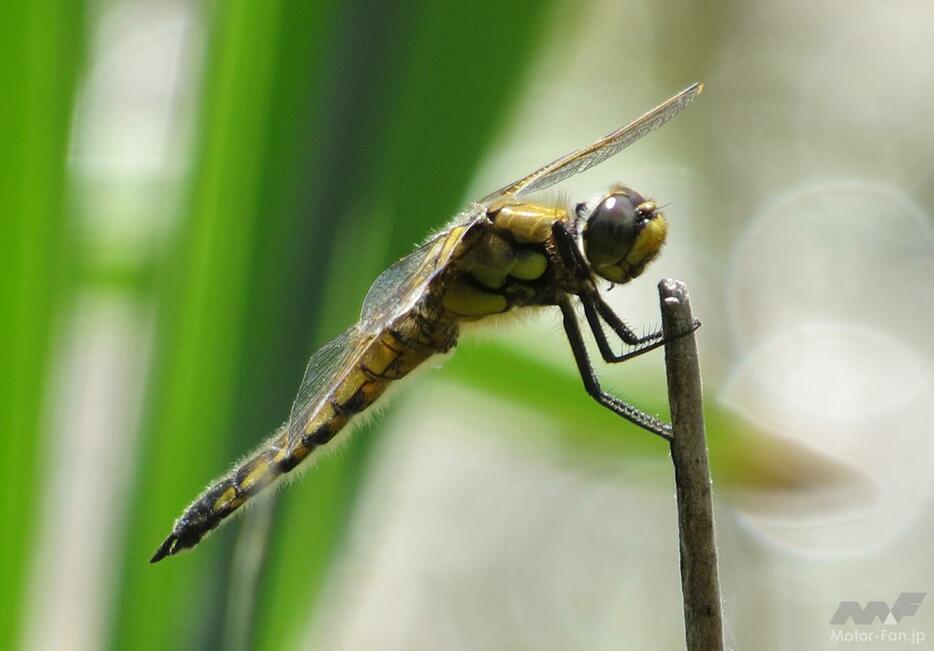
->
[582,299,662,363]
[558,294,672,440]
[582,297,700,364]
[588,294,660,345]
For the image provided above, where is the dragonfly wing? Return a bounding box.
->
[359,206,483,334]
[285,326,374,449]
[479,82,703,205]
[284,207,483,450]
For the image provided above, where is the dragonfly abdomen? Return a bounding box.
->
[150,426,296,562]
[151,316,455,562]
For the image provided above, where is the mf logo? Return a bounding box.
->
[830,593,926,626]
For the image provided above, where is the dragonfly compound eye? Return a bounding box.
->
[583,188,667,284]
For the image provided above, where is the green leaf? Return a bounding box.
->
[0,3,86,649]
[109,4,292,649]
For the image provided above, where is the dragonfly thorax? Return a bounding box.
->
[581,187,667,284]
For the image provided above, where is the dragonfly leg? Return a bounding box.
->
[558,294,672,440]
[551,220,591,280]
[582,297,700,364]
[588,294,660,345]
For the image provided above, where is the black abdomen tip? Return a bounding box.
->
[150,522,206,563]
[150,533,178,563]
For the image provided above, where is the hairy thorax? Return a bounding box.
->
[435,202,579,323]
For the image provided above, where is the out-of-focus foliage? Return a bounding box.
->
[0,3,86,650]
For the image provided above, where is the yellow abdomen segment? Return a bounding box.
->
[152,323,443,562]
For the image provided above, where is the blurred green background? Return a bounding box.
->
[4,1,934,650]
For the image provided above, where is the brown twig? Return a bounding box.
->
[658,278,724,651]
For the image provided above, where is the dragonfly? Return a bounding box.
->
[151,82,703,562]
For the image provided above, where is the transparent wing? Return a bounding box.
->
[282,84,702,450]
[479,82,703,205]
[359,206,482,334]
[284,207,483,450]
[285,326,374,448]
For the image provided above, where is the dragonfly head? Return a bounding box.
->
[580,186,667,284]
